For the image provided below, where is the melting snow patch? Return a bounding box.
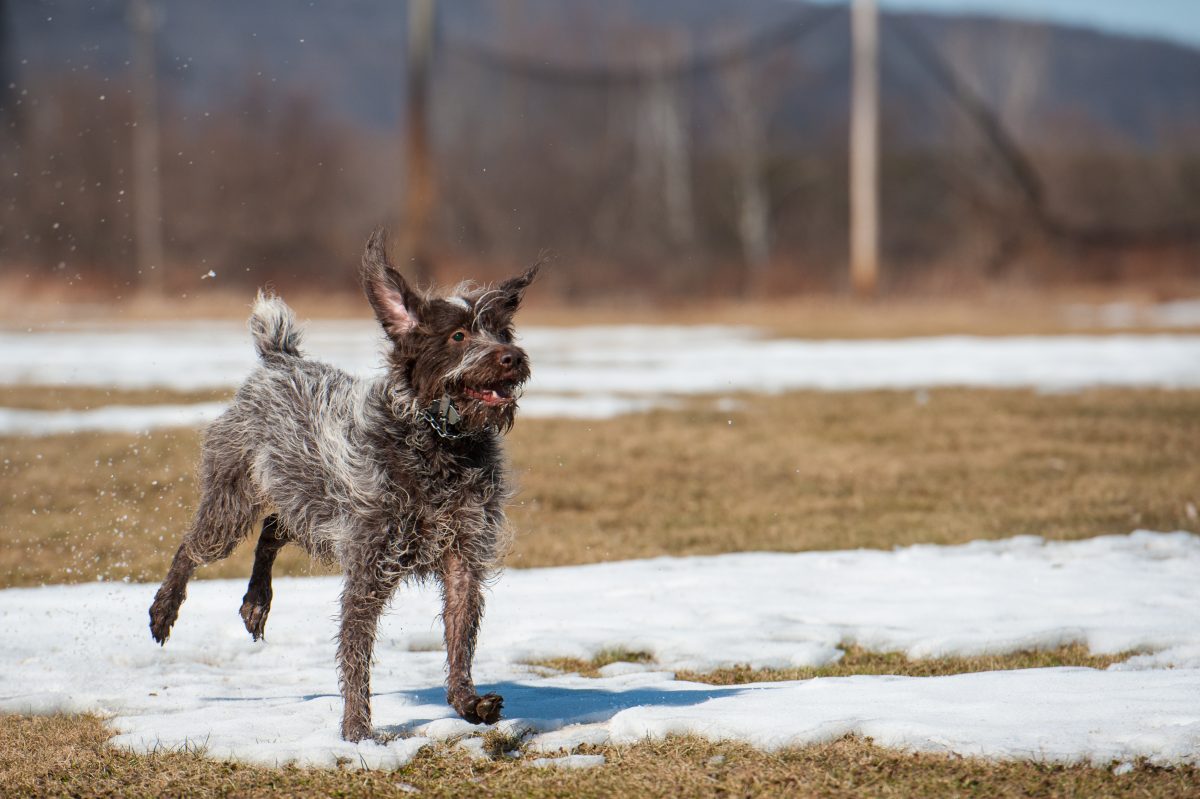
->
[1063,299,1200,330]
[597,661,657,677]
[456,737,489,760]
[0,402,228,436]
[527,754,606,769]
[529,725,612,754]
[2,532,1200,768]
[3,323,1200,433]
[18,324,1196,435]
[0,393,663,435]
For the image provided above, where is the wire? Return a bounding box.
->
[444,5,845,87]
[893,17,1199,247]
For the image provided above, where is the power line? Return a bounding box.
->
[892,17,1200,248]
[444,5,844,86]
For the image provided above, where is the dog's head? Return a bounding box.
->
[361,231,538,434]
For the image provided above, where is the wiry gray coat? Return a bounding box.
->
[149,232,538,740]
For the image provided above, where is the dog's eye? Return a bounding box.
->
[451,331,466,342]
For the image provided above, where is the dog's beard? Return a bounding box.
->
[456,392,520,433]
[412,376,525,434]
[455,373,525,428]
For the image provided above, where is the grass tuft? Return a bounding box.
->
[480,726,530,761]
[529,647,656,677]
[525,643,1133,684]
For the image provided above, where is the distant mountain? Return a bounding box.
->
[8,0,1200,148]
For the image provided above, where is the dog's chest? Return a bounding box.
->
[387,444,503,534]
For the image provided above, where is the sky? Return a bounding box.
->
[813,0,1200,49]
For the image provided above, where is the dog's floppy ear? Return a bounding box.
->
[361,230,424,339]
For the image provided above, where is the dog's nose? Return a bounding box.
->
[497,347,524,370]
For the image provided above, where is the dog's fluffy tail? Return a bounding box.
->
[249,289,303,361]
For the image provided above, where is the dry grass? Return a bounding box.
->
[2,387,1197,587]
[0,385,228,411]
[0,421,332,587]
[4,283,1199,338]
[4,714,1198,799]
[528,647,657,677]
[506,387,1199,568]
[526,644,1133,682]
[3,387,1199,794]
[522,291,1200,339]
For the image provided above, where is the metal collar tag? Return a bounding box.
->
[423,395,468,440]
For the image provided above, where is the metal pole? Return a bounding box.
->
[130,0,165,293]
[850,0,879,296]
[403,0,436,285]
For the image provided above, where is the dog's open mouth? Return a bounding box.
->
[463,383,518,407]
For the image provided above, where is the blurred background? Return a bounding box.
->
[2,0,1198,310]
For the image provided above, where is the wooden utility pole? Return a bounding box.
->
[850,0,879,296]
[0,0,12,124]
[130,0,165,293]
[403,0,436,284]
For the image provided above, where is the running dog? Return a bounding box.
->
[148,231,538,741]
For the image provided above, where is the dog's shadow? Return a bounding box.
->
[375,680,739,737]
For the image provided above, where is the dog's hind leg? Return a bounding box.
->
[239,514,288,641]
[149,460,260,644]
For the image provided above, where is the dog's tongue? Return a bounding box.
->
[466,386,512,406]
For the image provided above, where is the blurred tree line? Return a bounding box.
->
[2,1,1198,299]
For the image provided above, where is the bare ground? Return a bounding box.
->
[2,386,1198,796]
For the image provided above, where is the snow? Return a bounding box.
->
[1063,299,1200,329]
[527,754,606,769]
[0,402,228,436]
[2,321,1200,433]
[0,395,655,436]
[4,322,1200,394]
[2,531,1199,768]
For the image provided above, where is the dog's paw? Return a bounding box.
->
[148,615,172,645]
[239,589,272,641]
[453,691,504,725]
[474,692,504,725]
[148,596,179,645]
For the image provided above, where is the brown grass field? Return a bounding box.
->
[1,385,1199,796]
[2,386,1196,586]
[9,712,1200,799]
[4,282,1200,340]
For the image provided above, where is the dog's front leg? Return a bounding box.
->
[337,565,397,741]
[441,550,503,724]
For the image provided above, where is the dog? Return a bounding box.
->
[148,231,538,741]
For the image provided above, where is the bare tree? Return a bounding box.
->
[633,33,695,246]
[718,55,775,291]
[129,0,165,292]
[402,0,437,284]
